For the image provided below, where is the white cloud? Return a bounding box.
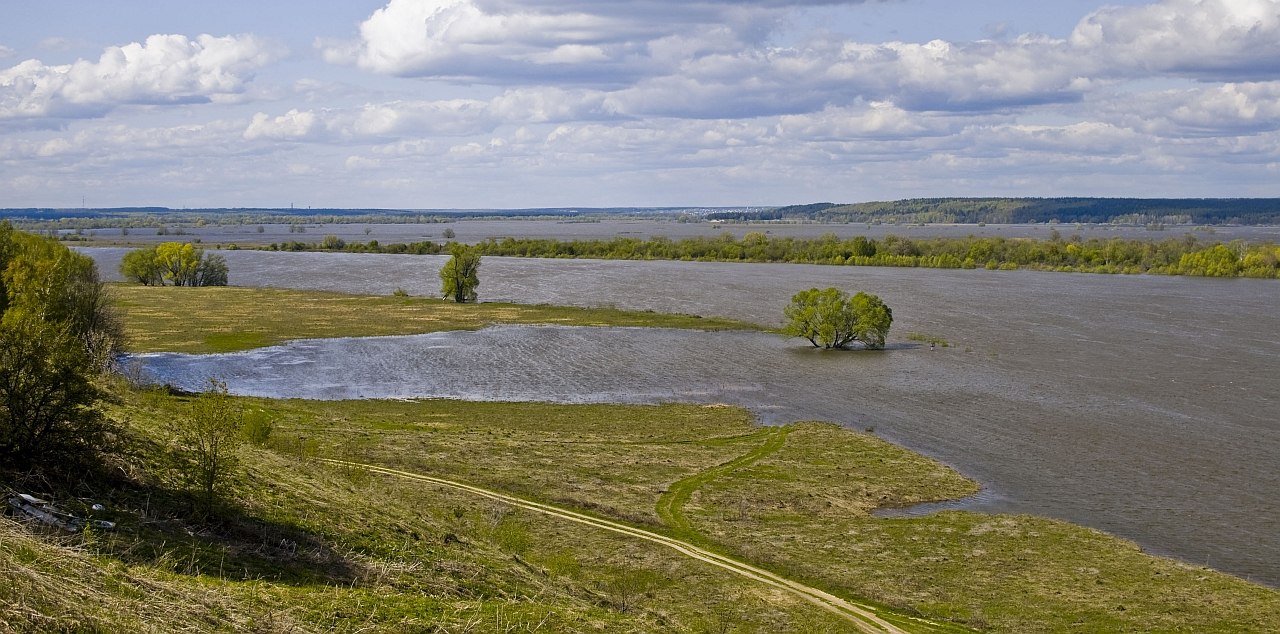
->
[323,0,798,83]
[1071,0,1280,80]
[325,0,1280,118]
[244,109,321,141]
[345,155,381,169]
[1094,81,1280,136]
[0,33,281,120]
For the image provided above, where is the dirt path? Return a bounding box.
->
[319,457,915,633]
[656,425,791,535]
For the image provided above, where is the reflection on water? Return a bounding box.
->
[94,248,1280,587]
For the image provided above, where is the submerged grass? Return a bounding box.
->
[111,284,760,353]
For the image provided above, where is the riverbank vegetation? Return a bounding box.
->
[245,232,1280,279]
[111,285,760,353]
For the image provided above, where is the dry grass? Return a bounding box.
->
[0,387,857,633]
[9,386,1276,632]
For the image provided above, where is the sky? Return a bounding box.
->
[2,0,1279,209]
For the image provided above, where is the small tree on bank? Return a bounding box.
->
[783,287,893,350]
[174,378,243,514]
[440,242,481,303]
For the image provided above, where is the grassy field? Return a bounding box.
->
[10,391,1272,632]
[110,284,760,354]
[3,286,1276,632]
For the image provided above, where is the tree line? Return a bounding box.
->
[252,232,1280,278]
[472,233,1280,278]
[708,198,1280,225]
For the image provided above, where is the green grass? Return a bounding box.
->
[208,396,1276,632]
[2,387,859,633]
[8,286,1271,631]
[111,284,761,353]
[6,386,1278,632]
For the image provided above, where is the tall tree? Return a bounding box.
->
[440,243,481,303]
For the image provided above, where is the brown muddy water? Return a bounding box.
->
[91,248,1280,587]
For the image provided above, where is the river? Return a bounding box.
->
[88,248,1280,586]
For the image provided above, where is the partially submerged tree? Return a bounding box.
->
[783,287,893,350]
[440,242,481,303]
[120,247,164,285]
[120,242,228,287]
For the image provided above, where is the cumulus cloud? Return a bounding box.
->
[325,0,1280,117]
[1095,81,1280,136]
[322,0,815,82]
[244,109,322,141]
[1071,0,1280,80]
[0,33,281,120]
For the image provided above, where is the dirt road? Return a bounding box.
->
[319,457,917,633]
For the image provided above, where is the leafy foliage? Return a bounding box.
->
[0,313,109,470]
[120,242,229,286]
[439,242,481,303]
[173,378,243,513]
[459,233,1280,278]
[783,288,892,350]
[0,223,120,471]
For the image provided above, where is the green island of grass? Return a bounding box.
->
[3,286,1276,632]
[111,284,760,354]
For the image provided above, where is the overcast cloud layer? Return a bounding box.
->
[2,0,1279,207]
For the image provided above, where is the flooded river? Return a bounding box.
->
[91,248,1280,586]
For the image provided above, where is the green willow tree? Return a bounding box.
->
[120,242,228,287]
[783,288,893,350]
[440,243,481,303]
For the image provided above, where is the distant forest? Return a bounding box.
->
[705,198,1280,225]
[5,198,1279,226]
